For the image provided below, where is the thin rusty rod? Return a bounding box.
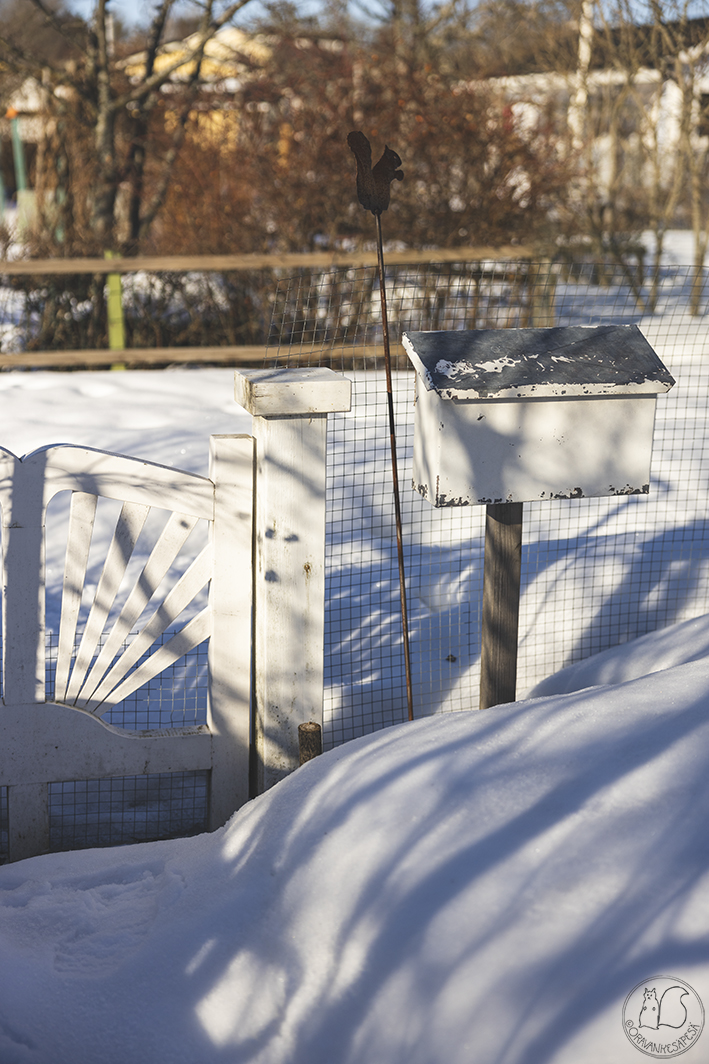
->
[375,211,414,722]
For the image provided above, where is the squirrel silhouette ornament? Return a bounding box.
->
[639,986,689,1030]
[347,131,403,215]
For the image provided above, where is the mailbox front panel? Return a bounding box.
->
[413,388,658,506]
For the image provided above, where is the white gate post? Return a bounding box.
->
[1,451,51,859]
[234,368,351,794]
[208,434,256,829]
[1,452,46,707]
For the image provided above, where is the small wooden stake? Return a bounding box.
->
[298,722,323,765]
[480,502,523,710]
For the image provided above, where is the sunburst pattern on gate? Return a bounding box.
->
[52,490,211,718]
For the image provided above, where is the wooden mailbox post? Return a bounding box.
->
[403,325,675,709]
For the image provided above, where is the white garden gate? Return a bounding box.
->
[0,435,254,861]
[0,367,350,863]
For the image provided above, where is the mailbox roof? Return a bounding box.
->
[402,325,675,400]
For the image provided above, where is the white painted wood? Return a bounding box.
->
[0,704,212,786]
[1,444,212,709]
[252,414,329,792]
[41,445,214,518]
[237,370,350,794]
[79,547,212,711]
[63,500,150,704]
[208,434,255,828]
[7,782,49,862]
[413,389,659,506]
[235,367,352,416]
[84,609,211,714]
[1,449,46,704]
[0,435,258,861]
[55,492,98,702]
[404,326,675,507]
[0,366,346,856]
[0,445,212,522]
[76,510,199,704]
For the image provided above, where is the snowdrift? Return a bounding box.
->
[1,656,708,1063]
[530,613,709,696]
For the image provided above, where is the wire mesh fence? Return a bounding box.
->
[0,634,208,863]
[267,258,709,747]
[44,630,209,731]
[0,269,274,353]
[47,772,209,854]
[46,630,209,852]
[0,772,209,862]
[0,632,208,863]
[0,769,208,863]
[0,789,7,864]
[266,260,553,362]
[1,254,708,858]
[0,629,209,725]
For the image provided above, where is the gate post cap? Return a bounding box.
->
[235,367,352,416]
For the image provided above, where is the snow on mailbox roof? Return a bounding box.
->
[402,325,675,400]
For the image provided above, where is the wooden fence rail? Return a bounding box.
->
[0,246,537,370]
[0,344,389,370]
[0,245,535,276]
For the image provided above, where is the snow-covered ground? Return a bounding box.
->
[1,626,708,1064]
[0,367,251,471]
[1,233,709,1062]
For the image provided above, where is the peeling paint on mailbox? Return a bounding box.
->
[403,326,675,507]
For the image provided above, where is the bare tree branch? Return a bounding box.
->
[134,0,214,242]
[144,0,174,78]
[26,0,88,57]
[0,31,51,78]
[113,0,254,110]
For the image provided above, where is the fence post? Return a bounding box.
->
[208,434,256,829]
[234,368,351,794]
[0,451,50,858]
[104,250,126,357]
[479,502,523,710]
[529,262,556,327]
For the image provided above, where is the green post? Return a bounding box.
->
[0,137,5,224]
[7,110,27,192]
[6,108,34,234]
[104,250,126,362]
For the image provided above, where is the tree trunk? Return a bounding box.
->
[91,106,118,245]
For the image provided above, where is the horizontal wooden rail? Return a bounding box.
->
[0,246,536,276]
[0,343,395,370]
[0,247,539,370]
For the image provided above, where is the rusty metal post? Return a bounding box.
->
[348,131,413,722]
[375,212,414,723]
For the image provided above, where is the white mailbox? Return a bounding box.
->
[403,325,675,507]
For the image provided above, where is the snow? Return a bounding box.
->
[0,368,251,470]
[529,612,709,696]
[1,650,709,1063]
[1,380,707,1063]
[2,235,709,1061]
